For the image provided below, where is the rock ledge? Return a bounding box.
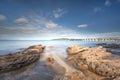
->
[67,45,120,79]
[0,45,45,73]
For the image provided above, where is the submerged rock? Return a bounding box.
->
[97,43,120,49]
[0,45,45,73]
[46,57,55,64]
[107,49,120,56]
[67,45,120,79]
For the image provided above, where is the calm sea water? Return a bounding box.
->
[0,40,120,80]
[0,40,119,55]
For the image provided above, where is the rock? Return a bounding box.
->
[107,49,120,56]
[113,77,120,80]
[0,45,45,73]
[46,57,55,64]
[67,45,89,55]
[97,43,107,46]
[67,45,120,79]
[63,70,86,80]
[67,46,111,61]
[97,43,120,49]
[88,60,120,77]
[70,75,80,80]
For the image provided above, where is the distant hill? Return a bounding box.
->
[52,38,70,40]
[52,37,120,41]
[52,38,83,41]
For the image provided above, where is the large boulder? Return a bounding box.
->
[0,45,45,73]
[67,45,120,79]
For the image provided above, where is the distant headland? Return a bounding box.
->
[52,37,120,42]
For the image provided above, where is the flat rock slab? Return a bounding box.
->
[0,45,45,73]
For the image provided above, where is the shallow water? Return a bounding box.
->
[0,40,120,80]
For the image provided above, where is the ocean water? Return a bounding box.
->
[0,40,120,80]
[0,40,119,55]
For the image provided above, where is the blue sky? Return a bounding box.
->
[0,0,120,40]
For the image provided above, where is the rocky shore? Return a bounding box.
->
[1,44,120,80]
[97,43,120,56]
[0,45,45,73]
[97,43,120,49]
[67,45,120,80]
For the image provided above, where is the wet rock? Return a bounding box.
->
[0,45,45,73]
[67,45,120,79]
[97,43,120,49]
[46,57,55,64]
[107,49,120,56]
[97,43,107,46]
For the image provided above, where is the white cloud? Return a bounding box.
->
[45,21,58,28]
[78,24,88,28]
[15,17,29,24]
[0,24,82,40]
[0,14,83,40]
[94,7,102,12]
[28,14,58,29]
[0,15,6,21]
[53,8,66,18]
[105,0,111,6]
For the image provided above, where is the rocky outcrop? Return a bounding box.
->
[67,45,120,79]
[97,43,120,49]
[0,45,45,73]
[97,43,120,55]
[67,46,111,61]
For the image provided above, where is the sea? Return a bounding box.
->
[0,40,120,80]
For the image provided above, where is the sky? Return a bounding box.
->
[0,0,120,40]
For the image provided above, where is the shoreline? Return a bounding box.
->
[0,43,120,80]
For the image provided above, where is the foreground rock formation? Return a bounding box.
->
[67,45,120,79]
[0,45,45,73]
